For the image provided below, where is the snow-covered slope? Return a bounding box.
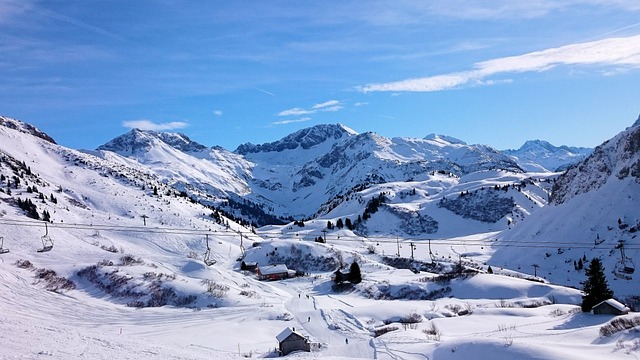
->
[492,119,640,298]
[97,128,253,198]
[503,140,592,172]
[0,116,637,359]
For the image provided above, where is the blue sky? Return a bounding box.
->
[2,1,640,151]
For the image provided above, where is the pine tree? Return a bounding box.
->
[345,218,353,230]
[336,218,344,229]
[581,258,614,312]
[348,261,362,284]
[487,266,493,274]
[333,270,343,284]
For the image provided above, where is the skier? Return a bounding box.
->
[345,338,349,345]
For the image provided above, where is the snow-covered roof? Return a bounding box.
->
[259,264,289,275]
[276,327,305,342]
[594,299,629,312]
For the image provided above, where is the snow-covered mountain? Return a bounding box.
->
[1,115,639,359]
[234,124,523,219]
[503,140,592,172]
[96,128,253,200]
[492,117,640,297]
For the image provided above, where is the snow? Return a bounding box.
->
[1,118,639,359]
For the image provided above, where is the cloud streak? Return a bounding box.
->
[272,117,312,125]
[359,34,640,93]
[277,100,343,117]
[122,120,188,131]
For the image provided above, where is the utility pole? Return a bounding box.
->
[322,229,327,243]
[532,264,540,277]
[396,237,400,257]
[410,242,415,260]
[141,214,148,226]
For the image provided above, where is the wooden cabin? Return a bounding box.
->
[592,299,630,315]
[276,327,310,356]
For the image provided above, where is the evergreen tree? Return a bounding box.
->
[581,258,614,312]
[333,270,343,284]
[487,266,493,274]
[345,218,353,230]
[326,220,333,230]
[336,218,344,229]
[153,186,158,196]
[348,261,362,284]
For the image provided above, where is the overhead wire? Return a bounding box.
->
[0,218,637,250]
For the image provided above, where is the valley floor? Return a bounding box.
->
[1,252,638,360]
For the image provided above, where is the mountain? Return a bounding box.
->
[492,117,640,298]
[233,124,523,220]
[503,140,592,172]
[96,128,253,199]
[0,115,634,359]
[0,115,57,144]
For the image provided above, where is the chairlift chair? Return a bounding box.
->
[37,224,54,253]
[0,237,9,254]
[203,234,216,266]
[37,234,54,253]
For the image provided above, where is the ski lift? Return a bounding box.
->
[37,223,54,253]
[0,236,9,254]
[613,241,635,279]
[203,234,216,266]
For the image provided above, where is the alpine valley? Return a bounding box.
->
[1,114,639,359]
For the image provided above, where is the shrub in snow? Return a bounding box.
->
[14,260,75,293]
[599,316,640,337]
[77,261,197,308]
[374,326,399,337]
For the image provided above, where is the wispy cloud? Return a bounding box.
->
[213,110,223,117]
[253,87,276,96]
[359,34,640,93]
[12,0,126,41]
[272,117,312,125]
[278,100,343,116]
[122,120,188,131]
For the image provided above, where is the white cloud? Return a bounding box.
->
[122,119,188,131]
[278,100,343,116]
[312,100,340,109]
[359,34,640,93]
[272,117,312,125]
[213,110,223,116]
[278,107,313,116]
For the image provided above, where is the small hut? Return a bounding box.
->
[257,264,292,281]
[592,299,630,315]
[276,327,310,356]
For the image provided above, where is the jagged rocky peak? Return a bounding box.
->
[631,113,640,128]
[0,115,57,144]
[98,128,207,155]
[550,119,640,205]
[423,133,467,145]
[235,123,357,155]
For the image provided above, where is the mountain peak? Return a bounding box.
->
[423,133,466,145]
[631,114,640,128]
[0,115,57,144]
[235,123,357,155]
[98,129,207,155]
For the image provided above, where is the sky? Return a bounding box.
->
[1,0,640,151]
